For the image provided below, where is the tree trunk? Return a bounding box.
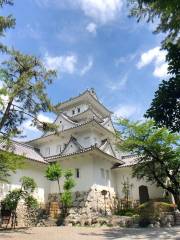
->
[0,99,13,131]
[57,178,61,195]
[173,193,180,210]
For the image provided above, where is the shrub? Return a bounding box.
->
[24,195,38,209]
[116,208,137,216]
[138,201,176,227]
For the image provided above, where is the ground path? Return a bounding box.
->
[0,226,180,240]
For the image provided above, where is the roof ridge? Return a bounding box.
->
[55,88,112,114]
[12,140,36,149]
[55,89,89,107]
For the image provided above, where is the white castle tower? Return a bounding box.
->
[29,88,123,193]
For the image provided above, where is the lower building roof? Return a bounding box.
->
[0,140,47,164]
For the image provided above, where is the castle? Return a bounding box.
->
[0,89,164,215]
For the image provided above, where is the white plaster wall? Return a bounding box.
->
[0,162,50,203]
[39,129,112,157]
[49,157,94,193]
[62,142,80,155]
[93,157,116,190]
[55,115,76,131]
[113,167,164,200]
[64,104,88,117]
[39,136,69,157]
[103,119,115,133]
[77,132,97,147]
[49,155,117,194]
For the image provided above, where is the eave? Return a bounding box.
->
[46,145,124,164]
[69,108,103,123]
[27,119,115,145]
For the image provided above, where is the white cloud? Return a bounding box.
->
[114,105,137,118]
[137,46,168,78]
[78,0,123,23]
[86,22,97,34]
[107,74,128,91]
[44,53,77,74]
[115,53,137,66]
[153,63,168,78]
[80,57,93,76]
[23,114,53,133]
[37,114,53,123]
[36,0,123,24]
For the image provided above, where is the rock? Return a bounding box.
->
[48,187,118,226]
[166,222,172,227]
[154,221,160,228]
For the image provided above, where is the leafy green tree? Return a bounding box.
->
[1,176,38,228]
[0,150,24,182]
[145,42,180,132]
[45,164,75,217]
[128,0,180,43]
[0,49,56,136]
[0,49,56,183]
[128,0,180,132]
[61,169,75,216]
[20,176,37,192]
[45,163,62,194]
[0,0,15,51]
[116,119,180,209]
[0,1,57,182]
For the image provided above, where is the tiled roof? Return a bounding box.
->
[28,118,115,144]
[0,140,47,164]
[56,89,112,114]
[46,144,124,163]
[70,107,103,122]
[112,154,139,168]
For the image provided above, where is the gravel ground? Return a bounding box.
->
[0,226,180,240]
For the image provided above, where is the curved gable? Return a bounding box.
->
[101,117,115,133]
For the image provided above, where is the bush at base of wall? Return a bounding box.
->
[138,201,176,227]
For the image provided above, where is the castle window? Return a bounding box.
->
[75,168,80,178]
[77,108,80,113]
[72,109,75,115]
[56,145,61,154]
[106,170,110,180]
[45,147,50,156]
[100,168,105,179]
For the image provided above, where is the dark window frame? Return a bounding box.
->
[75,168,80,178]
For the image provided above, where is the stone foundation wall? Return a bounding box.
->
[48,186,118,224]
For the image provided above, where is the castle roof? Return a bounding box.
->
[46,144,124,164]
[56,89,112,117]
[28,118,115,145]
[112,154,139,169]
[0,140,47,164]
[69,107,103,123]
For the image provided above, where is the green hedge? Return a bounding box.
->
[116,208,138,217]
[138,201,176,227]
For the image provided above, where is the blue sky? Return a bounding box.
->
[2,0,168,140]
